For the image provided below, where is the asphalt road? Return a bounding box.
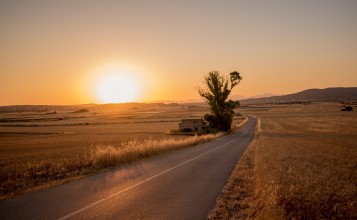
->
[0,116,256,220]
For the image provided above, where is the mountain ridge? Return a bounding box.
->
[239,87,357,104]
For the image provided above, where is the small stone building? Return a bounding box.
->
[179,118,207,132]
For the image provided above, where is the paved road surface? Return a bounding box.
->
[0,116,256,220]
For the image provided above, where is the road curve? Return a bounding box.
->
[0,116,256,220]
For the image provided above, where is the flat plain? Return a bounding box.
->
[0,102,247,200]
[210,102,357,219]
[0,103,206,163]
[3,101,354,219]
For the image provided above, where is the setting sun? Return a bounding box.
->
[95,73,139,103]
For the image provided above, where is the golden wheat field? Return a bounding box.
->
[210,102,357,219]
[0,102,235,200]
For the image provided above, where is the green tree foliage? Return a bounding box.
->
[198,71,242,131]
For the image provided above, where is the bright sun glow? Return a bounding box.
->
[95,74,139,103]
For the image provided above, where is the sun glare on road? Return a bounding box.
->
[95,73,139,103]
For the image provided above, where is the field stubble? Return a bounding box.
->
[210,102,357,219]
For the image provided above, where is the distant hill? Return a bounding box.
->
[0,104,98,113]
[89,102,169,112]
[240,87,357,105]
[0,103,178,113]
[231,93,280,100]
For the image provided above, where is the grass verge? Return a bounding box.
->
[0,133,224,200]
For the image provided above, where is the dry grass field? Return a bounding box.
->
[0,102,247,200]
[209,102,357,219]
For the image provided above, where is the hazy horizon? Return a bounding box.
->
[1,86,356,106]
[1,0,356,105]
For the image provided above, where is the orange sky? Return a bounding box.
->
[1,0,356,105]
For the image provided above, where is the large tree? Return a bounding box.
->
[198,71,242,131]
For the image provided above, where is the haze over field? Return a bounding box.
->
[1,0,357,105]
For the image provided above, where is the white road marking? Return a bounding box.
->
[58,139,236,220]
